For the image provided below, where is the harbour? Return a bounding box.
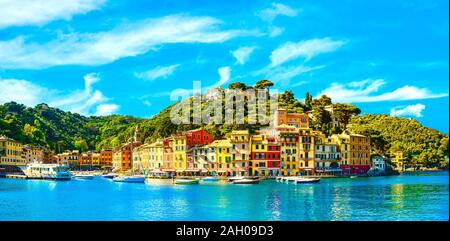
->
[0,171,447,221]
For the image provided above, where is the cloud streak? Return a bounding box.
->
[0,0,106,29]
[317,79,449,103]
[0,15,259,69]
[270,38,345,66]
[134,64,180,81]
[257,3,299,23]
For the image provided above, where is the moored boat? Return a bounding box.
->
[102,173,119,179]
[73,173,94,180]
[295,177,320,184]
[174,178,200,185]
[113,175,146,183]
[232,178,260,184]
[23,162,72,180]
[350,175,358,179]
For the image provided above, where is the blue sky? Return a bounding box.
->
[0,0,448,133]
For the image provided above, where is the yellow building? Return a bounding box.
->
[229,130,251,176]
[391,151,405,172]
[250,134,267,176]
[207,139,232,176]
[0,136,25,172]
[133,143,150,173]
[314,133,342,175]
[331,133,370,174]
[149,140,164,170]
[277,125,299,176]
[92,153,100,167]
[298,128,315,176]
[172,134,187,174]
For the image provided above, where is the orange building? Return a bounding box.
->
[100,149,113,167]
[274,108,309,128]
[332,133,371,174]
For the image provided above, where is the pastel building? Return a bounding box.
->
[390,151,405,172]
[207,139,232,176]
[298,128,315,176]
[229,130,251,176]
[22,144,44,163]
[100,149,113,168]
[332,133,371,174]
[277,125,299,176]
[314,133,342,175]
[250,133,281,176]
[0,136,24,173]
[274,108,309,128]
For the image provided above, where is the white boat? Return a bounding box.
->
[233,178,260,184]
[202,176,219,182]
[228,176,244,182]
[23,162,72,180]
[295,177,320,184]
[74,173,94,180]
[102,173,119,179]
[113,175,146,183]
[174,178,200,185]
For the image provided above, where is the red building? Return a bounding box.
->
[184,129,214,147]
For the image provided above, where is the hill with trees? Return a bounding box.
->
[0,79,448,168]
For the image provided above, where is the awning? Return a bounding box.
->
[186,169,200,172]
[176,170,185,172]
[201,170,208,173]
[163,169,175,172]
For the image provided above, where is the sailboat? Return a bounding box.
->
[113,126,145,183]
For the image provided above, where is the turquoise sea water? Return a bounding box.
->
[0,171,448,221]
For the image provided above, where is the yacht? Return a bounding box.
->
[23,162,72,180]
[73,173,94,180]
[102,173,119,179]
[113,175,146,183]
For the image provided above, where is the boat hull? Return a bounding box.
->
[113,176,146,183]
[232,179,260,184]
[175,179,200,185]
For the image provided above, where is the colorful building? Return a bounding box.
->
[314,133,342,176]
[274,108,309,128]
[250,132,281,176]
[390,151,405,172]
[298,128,315,176]
[0,136,24,173]
[332,133,371,174]
[22,144,44,164]
[56,150,80,169]
[162,138,174,174]
[100,149,113,168]
[207,139,233,176]
[229,130,251,176]
[277,125,299,176]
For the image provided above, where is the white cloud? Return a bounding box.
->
[216,66,231,87]
[134,64,180,81]
[231,46,256,65]
[390,104,426,118]
[0,78,52,106]
[0,15,259,69]
[257,3,298,23]
[143,100,152,107]
[0,74,119,116]
[270,38,345,66]
[318,79,449,103]
[95,104,119,116]
[268,26,284,37]
[0,0,106,29]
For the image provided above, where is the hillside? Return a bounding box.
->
[0,81,448,167]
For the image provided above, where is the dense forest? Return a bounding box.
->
[0,80,448,168]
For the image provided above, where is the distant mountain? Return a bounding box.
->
[1,81,448,167]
